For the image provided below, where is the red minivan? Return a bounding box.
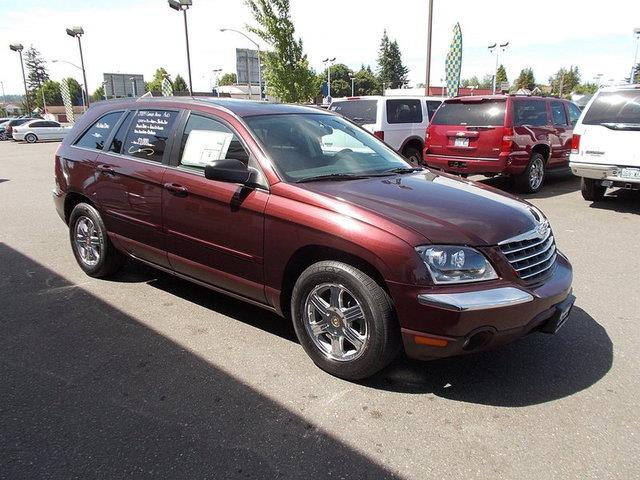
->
[53,97,574,380]
[424,95,583,192]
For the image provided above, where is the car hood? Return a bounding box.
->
[296,171,542,246]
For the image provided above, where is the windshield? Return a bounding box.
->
[431,99,506,127]
[244,113,410,182]
[582,90,640,125]
[329,100,377,124]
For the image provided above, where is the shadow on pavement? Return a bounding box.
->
[587,189,640,214]
[364,306,612,407]
[0,243,398,479]
[477,173,580,200]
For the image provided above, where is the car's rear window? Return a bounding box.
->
[582,90,640,125]
[330,100,377,125]
[431,99,506,126]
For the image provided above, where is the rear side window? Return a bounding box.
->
[431,100,506,126]
[122,110,178,162]
[75,111,124,151]
[386,99,422,124]
[582,90,640,125]
[568,102,582,125]
[30,121,47,127]
[550,101,568,126]
[179,114,249,169]
[513,100,548,127]
[330,100,377,124]
[425,100,442,121]
[108,112,133,154]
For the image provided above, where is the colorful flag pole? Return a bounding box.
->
[445,23,463,98]
[60,78,75,124]
[161,77,173,97]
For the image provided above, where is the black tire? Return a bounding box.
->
[25,133,38,143]
[403,146,423,166]
[68,203,125,278]
[514,153,546,193]
[290,261,401,380]
[581,177,606,201]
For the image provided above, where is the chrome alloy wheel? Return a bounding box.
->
[74,216,101,267]
[303,283,368,361]
[529,157,545,190]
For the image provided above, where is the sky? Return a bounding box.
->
[0,0,639,96]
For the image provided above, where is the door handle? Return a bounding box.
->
[97,164,116,175]
[164,183,189,196]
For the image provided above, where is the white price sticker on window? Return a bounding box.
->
[181,130,233,167]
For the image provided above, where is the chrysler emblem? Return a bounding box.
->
[536,221,549,239]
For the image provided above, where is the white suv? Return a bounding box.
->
[570,85,640,201]
[330,96,442,165]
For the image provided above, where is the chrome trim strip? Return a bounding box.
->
[520,254,557,279]
[499,221,550,246]
[514,245,556,271]
[417,287,534,312]
[508,235,554,262]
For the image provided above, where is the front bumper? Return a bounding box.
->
[570,161,640,185]
[390,253,573,361]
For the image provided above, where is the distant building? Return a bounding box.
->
[1,103,22,115]
[44,106,87,124]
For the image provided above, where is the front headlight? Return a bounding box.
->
[416,245,498,284]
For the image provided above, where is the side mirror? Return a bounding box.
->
[204,159,251,184]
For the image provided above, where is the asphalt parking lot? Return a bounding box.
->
[1,140,638,479]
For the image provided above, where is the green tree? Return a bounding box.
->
[145,68,170,93]
[496,64,508,84]
[91,85,106,102]
[63,78,84,106]
[377,30,408,89]
[33,80,63,110]
[245,0,319,103]
[461,76,481,88]
[24,46,49,107]
[218,72,237,86]
[173,74,188,92]
[549,66,580,98]
[574,82,598,95]
[353,65,381,95]
[633,63,640,84]
[317,63,353,98]
[515,68,536,91]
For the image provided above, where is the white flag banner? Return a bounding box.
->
[60,79,75,124]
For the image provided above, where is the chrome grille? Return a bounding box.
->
[499,223,557,283]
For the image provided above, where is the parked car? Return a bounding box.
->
[2,118,34,140]
[329,96,443,165]
[0,120,11,141]
[569,84,640,201]
[11,119,71,143]
[53,98,574,380]
[424,95,583,192]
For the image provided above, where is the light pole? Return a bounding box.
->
[220,28,263,100]
[129,76,137,97]
[212,68,222,95]
[9,44,30,114]
[349,74,355,96]
[425,0,434,94]
[66,26,90,107]
[168,0,193,95]
[488,42,509,94]
[322,57,336,100]
[630,28,640,84]
[52,59,87,110]
[101,81,109,100]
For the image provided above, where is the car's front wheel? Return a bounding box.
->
[24,133,38,143]
[69,203,125,278]
[581,177,606,201]
[291,261,401,380]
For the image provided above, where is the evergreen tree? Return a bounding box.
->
[317,63,353,98]
[173,75,188,92]
[353,65,381,96]
[245,0,319,103]
[515,68,536,90]
[24,46,49,105]
[549,66,580,98]
[377,30,408,88]
[496,64,508,84]
[91,85,106,102]
[461,76,481,88]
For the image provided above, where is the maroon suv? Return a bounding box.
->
[53,98,574,380]
[424,95,583,192]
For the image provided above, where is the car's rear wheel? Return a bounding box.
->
[403,146,423,166]
[581,178,606,201]
[515,153,546,193]
[25,133,38,143]
[291,261,401,380]
[69,203,125,278]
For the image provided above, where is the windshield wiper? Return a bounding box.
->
[601,122,640,131]
[296,173,370,183]
[382,167,424,174]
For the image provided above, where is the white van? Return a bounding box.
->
[329,96,443,165]
[570,85,640,201]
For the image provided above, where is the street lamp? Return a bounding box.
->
[630,28,640,84]
[168,0,193,95]
[220,28,263,100]
[52,59,87,110]
[66,26,90,107]
[9,43,30,114]
[212,68,222,95]
[349,74,355,96]
[322,57,336,100]
[488,41,509,94]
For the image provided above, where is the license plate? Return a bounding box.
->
[620,167,640,179]
[454,137,469,147]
